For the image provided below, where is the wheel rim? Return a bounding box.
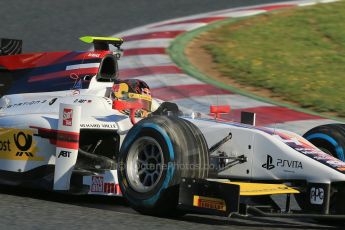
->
[126,136,164,193]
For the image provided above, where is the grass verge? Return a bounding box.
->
[201,1,345,117]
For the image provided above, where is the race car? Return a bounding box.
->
[0,36,345,220]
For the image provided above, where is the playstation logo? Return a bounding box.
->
[262,155,275,170]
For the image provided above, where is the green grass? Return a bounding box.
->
[203,1,345,117]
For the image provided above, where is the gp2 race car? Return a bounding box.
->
[0,37,345,221]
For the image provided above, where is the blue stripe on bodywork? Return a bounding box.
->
[6,54,101,94]
[16,57,100,78]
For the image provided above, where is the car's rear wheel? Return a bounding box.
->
[295,124,345,219]
[118,116,209,216]
[303,123,345,161]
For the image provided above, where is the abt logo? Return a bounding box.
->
[262,155,275,170]
[310,187,324,205]
[58,150,71,158]
[63,108,73,126]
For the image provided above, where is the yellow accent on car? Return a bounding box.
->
[193,195,226,211]
[79,36,123,44]
[0,128,43,161]
[128,93,152,101]
[226,182,300,196]
[113,83,129,99]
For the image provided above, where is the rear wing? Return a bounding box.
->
[0,38,22,56]
[80,36,123,51]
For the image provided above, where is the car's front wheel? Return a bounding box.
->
[117,116,209,216]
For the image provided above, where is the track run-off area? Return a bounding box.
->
[114,0,342,135]
[0,0,343,229]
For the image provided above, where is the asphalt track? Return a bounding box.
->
[0,0,342,229]
[1,0,292,52]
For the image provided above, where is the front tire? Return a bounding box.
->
[118,116,209,216]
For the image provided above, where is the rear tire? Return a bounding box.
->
[118,116,209,216]
[295,124,345,219]
[303,123,345,161]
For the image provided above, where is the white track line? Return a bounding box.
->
[132,74,204,89]
[118,23,205,37]
[215,10,266,18]
[120,55,174,69]
[121,39,172,49]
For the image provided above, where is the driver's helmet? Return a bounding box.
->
[111,79,152,117]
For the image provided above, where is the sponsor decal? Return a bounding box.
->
[49,98,57,105]
[277,159,303,169]
[88,53,100,58]
[0,100,48,110]
[58,150,71,158]
[262,154,302,171]
[313,155,335,161]
[70,73,82,90]
[295,147,325,155]
[274,135,302,146]
[0,139,10,151]
[90,176,117,194]
[193,195,226,212]
[262,155,275,170]
[91,176,104,192]
[63,108,73,126]
[326,160,345,168]
[310,187,324,205]
[80,123,118,129]
[104,182,116,193]
[0,128,42,160]
[294,146,345,173]
[73,99,92,104]
[14,131,33,157]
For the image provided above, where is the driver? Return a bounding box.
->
[111,79,152,118]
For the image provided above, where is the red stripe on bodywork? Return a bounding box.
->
[0,52,70,70]
[116,184,122,195]
[28,67,99,82]
[123,31,185,42]
[0,51,108,70]
[56,140,79,150]
[123,48,166,56]
[31,126,79,149]
[151,84,232,100]
[251,4,295,11]
[152,17,227,27]
[219,106,322,126]
[119,66,183,78]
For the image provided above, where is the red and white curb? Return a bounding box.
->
[113,0,339,134]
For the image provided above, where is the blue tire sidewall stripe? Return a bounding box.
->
[306,133,345,161]
[122,122,175,207]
